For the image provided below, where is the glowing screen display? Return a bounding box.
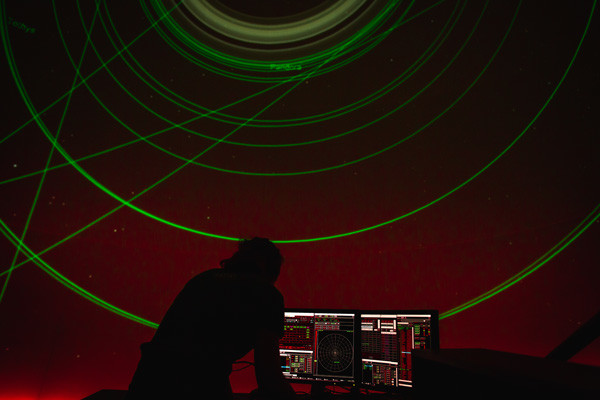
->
[361,313,434,388]
[280,311,356,384]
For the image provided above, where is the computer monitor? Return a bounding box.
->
[279,309,439,393]
[279,309,359,386]
[360,310,439,389]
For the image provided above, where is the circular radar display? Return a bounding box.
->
[317,331,354,376]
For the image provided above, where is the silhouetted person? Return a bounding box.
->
[126,238,296,399]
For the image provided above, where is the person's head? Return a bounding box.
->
[219,237,283,284]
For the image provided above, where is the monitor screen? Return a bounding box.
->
[279,310,357,385]
[360,312,437,388]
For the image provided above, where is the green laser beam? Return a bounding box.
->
[0,1,596,328]
[441,203,600,320]
[1,11,366,279]
[2,203,597,328]
[3,1,398,244]
[141,0,405,82]
[2,0,592,246]
[0,217,158,327]
[0,14,354,315]
[0,0,101,304]
[65,0,461,153]
[0,0,185,147]
[4,0,372,244]
[5,0,413,184]
[4,1,497,242]
[97,0,432,129]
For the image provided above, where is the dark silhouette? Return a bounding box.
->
[126,238,296,399]
[546,309,600,361]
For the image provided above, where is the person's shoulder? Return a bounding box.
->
[183,268,221,287]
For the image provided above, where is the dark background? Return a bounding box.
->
[1,1,598,398]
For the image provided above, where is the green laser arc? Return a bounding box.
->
[3,0,368,255]
[137,0,450,98]
[440,204,600,320]
[1,7,355,326]
[0,1,102,304]
[3,0,586,242]
[67,0,463,149]
[1,1,510,245]
[140,1,440,124]
[0,1,472,185]
[97,0,446,130]
[141,0,405,82]
[0,218,158,328]
[0,0,186,151]
[46,1,486,180]
[0,0,596,331]
[2,204,598,327]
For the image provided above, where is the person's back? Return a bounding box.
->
[126,238,295,400]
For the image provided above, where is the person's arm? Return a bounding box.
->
[254,329,297,399]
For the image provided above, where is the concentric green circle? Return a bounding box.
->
[142,0,402,81]
[180,0,368,45]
